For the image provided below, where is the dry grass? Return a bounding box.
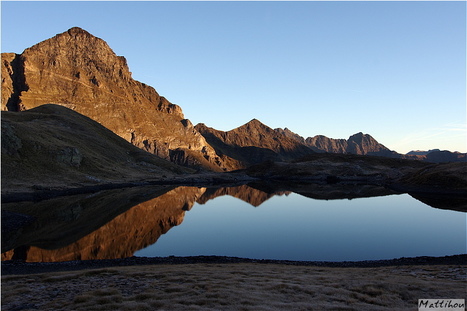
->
[2,263,465,310]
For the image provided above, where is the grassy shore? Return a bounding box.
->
[2,259,465,311]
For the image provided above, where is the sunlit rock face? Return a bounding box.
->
[1,186,206,262]
[1,27,227,171]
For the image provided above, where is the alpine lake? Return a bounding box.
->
[2,182,466,263]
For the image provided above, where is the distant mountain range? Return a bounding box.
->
[2,27,464,173]
[274,128,465,163]
[275,128,399,157]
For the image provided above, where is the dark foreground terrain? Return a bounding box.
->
[2,255,466,311]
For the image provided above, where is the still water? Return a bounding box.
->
[135,191,466,261]
[2,183,466,262]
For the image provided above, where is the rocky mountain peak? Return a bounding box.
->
[66,26,93,37]
[347,132,389,155]
[20,27,133,96]
[237,118,268,130]
[1,27,230,171]
[195,120,314,169]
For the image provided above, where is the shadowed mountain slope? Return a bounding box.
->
[1,104,192,198]
[195,119,315,169]
[405,149,466,163]
[275,128,398,157]
[276,128,465,162]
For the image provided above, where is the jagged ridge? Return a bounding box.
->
[195,119,315,169]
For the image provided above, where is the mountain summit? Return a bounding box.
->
[195,119,314,168]
[276,128,398,157]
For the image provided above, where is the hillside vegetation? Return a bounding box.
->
[2,104,192,199]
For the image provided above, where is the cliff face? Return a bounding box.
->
[1,53,19,110]
[195,119,315,169]
[1,27,226,171]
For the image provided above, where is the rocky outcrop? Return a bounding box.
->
[1,27,227,171]
[1,53,21,111]
[195,119,315,169]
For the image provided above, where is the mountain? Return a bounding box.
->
[195,119,315,169]
[405,149,466,163]
[1,27,229,171]
[276,128,467,162]
[276,128,399,157]
[305,135,348,153]
[2,26,462,176]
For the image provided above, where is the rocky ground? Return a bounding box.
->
[2,256,466,311]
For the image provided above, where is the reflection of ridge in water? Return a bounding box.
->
[197,184,291,207]
[2,186,205,262]
[408,193,467,213]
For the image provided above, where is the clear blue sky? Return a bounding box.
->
[1,1,465,153]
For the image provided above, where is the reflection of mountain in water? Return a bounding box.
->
[2,186,205,262]
[2,183,464,262]
[409,193,467,213]
[197,184,291,207]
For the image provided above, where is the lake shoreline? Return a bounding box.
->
[3,171,467,204]
[2,254,466,276]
